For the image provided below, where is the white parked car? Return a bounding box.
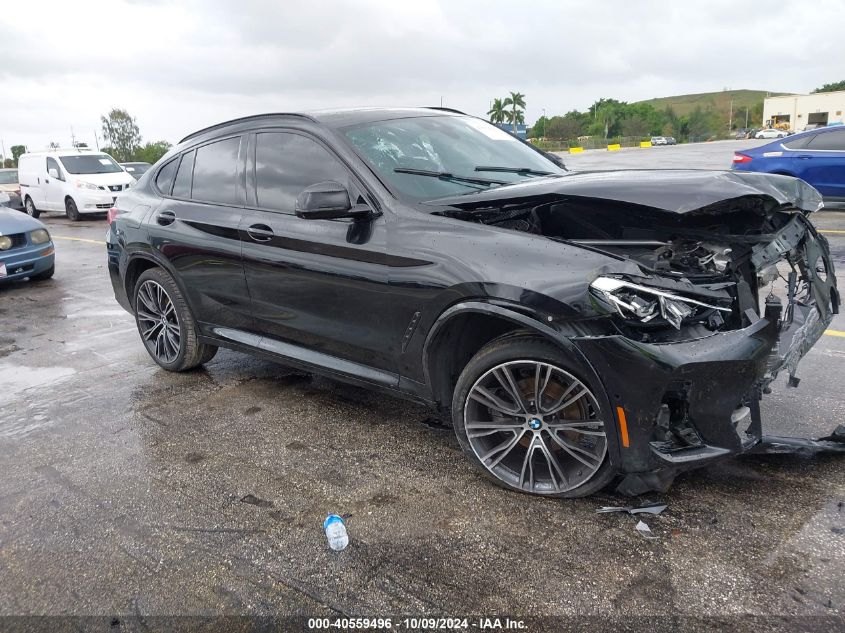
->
[755,128,787,139]
[18,149,134,220]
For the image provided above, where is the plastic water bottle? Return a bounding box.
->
[323,514,348,551]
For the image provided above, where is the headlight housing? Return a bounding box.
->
[30,229,50,245]
[0,235,11,250]
[74,180,101,190]
[590,276,732,330]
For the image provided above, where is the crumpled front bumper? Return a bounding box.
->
[571,216,838,494]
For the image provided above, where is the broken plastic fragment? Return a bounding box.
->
[597,503,667,516]
[635,520,658,539]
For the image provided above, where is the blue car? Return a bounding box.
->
[0,194,55,283]
[732,125,845,204]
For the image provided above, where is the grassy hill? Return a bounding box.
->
[636,89,788,121]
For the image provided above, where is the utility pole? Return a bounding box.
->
[728,99,733,134]
[70,126,76,147]
[93,129,100,150]
[745,108,749,129]
[542,108,546,139]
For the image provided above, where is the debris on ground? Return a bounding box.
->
[324,514,349,551]
[750,425,845,455]
[635,520,658,539]
[596,502,667,516]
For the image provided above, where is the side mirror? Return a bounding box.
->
[295,181,373,220]
[48,168,59,179]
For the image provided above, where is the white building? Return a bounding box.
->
[763,91,845,131]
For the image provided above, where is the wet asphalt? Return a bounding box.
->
[0,141,843,627]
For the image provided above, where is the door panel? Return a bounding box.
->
[240,130,399,373]
[146,137,253,333]
[44,157,65,210]
[796,130,845,197]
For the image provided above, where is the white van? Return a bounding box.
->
[19,148,134,220]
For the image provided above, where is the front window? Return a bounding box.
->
[341,115,564,202]
[0,170,17,184]
[59,154,122,174]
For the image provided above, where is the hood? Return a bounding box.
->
[68,171,134,187]
[424,169,824,214]
[0,208,46,234]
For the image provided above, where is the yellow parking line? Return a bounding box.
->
[52,235,104,245]
[819,230,845,235]
[826,330,845,338]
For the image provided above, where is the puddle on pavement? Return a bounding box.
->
[0,364,76,405]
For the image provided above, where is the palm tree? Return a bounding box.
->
[503,91,526,133]
[487,98,507,124]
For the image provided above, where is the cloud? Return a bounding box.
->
[0,0,842,150]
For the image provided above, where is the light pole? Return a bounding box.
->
[542,108,546,139]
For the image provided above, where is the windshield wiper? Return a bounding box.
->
[474,165,554,176]
[393,167,506,187]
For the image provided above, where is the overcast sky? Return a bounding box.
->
[1,0,842,153]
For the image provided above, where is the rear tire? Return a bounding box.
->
[65,197,81,221]
[24,197,40,219]
[452,333,616,498]
[133,267,218,372]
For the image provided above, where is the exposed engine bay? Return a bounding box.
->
[435,192,839,392]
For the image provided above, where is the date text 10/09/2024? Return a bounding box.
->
[307,617,527,630]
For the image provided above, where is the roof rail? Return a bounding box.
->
[179,112,318,144]
[424,106,468,115]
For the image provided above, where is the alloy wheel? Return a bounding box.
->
[136,280,181,364]
[464,360,607,494]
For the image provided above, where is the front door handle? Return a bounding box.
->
[157,210,176,226]
[247,224,274,242]
[796,154,812,160]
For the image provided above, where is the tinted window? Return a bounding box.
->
[155,158,178,194]
[192,137,241,205]
[255,133,349,212]
[783,134,814,150]
[172,150,195,199]
[806,129,845,151]
[46,157,64,181]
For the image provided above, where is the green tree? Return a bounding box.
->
[487,98,507,124]
[529,115,549,138]
[503,91,526,133]
[546,115,583,140]
[3,159,13,168]
[100,108,142,162]
[811,80,845,93]
[11,145,26,166]
[48,141,60,149]
[132,140,172,164]
[621,115,649,138]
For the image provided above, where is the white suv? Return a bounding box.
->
[19,149,134,220]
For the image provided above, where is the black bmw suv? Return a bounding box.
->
[107,108,837,497]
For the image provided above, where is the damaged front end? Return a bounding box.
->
[430,171,839,493]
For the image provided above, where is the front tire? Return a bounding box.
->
[24,197,40,218]
[133,268,218,371]
[30,264,55,281]
[452,334,615,498]
[65,197,81,221]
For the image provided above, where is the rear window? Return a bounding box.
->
[806,129,845,151]
[0,170,17,185]
[59,154,122,174]
[191,137,241,205]
[172,150,195,199]
[783,134,815,150]
[155,158,179,194]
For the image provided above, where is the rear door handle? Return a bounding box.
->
[157,210,176,226]
[247,224,274,242]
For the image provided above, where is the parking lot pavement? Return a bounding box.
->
[559,139,772,171]
[1,210,844,624]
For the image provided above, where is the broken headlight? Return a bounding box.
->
[590,276,732,330]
